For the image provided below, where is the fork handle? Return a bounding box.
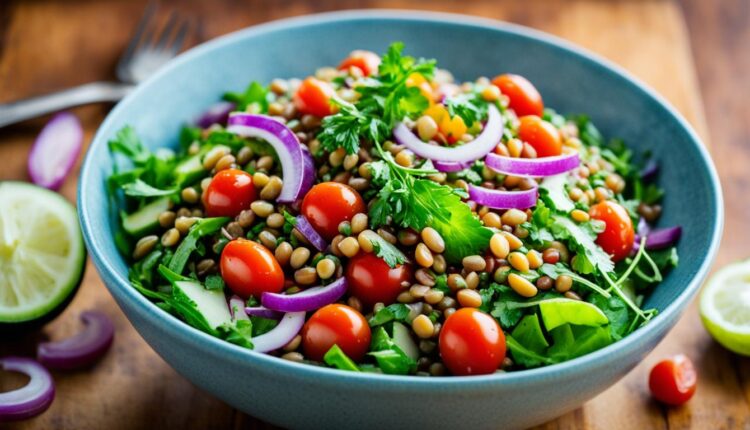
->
[0,82,133,128]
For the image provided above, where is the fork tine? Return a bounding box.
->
[117,1,158,71]
[163,17,191,56]
[153,10,179,50]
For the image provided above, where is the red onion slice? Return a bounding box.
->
[28,112,83,190]
[295,215,327,251]
[393,104,503,163]
[434,160,472,172]
[244,306,283,320]
[640,159,659,182]
[195,102,235,128]
[468,184,538,210]
[251,312,306,353]
[227,114,314,203]
[229,295,249,321]
[261,277,348,312]
[637,218,651,237]
[36,311,114,370]
[0,357,55,421]
[484,152,580,177]
[633,226,682,252]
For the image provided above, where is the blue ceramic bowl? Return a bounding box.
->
[79,11,723,430]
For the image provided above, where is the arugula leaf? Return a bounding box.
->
[168,217,229,275]
[511,314,549,353]
[324,344,360,372]
[588,294,632,340]
[550,215,614,274]
[223,81,269,112]
[368,303,411,326]
[368,327,417,375]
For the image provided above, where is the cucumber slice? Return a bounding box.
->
[172,280,232,331]
[123,196,171,236]
[0,182,85,324]
[392,322,419,360]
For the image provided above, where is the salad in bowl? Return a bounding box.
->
[108,42,681,377]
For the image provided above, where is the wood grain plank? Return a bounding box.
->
[0,0,743,429]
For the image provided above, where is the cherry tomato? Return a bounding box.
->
[302,304,371,362]
[220,238,284,299]
[517,115,562,157]
[338,50,381,76]
[491,74,544,117]
[202,169,257,218]
[589,201,635,262]
[293,77,336,118]
[301,182,365,240]
[649,355,697,406]
[439,308,506,376]
[346,253,413,307]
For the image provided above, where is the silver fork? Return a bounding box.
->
[0,3,191,128]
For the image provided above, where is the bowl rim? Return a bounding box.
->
[79,9,724,387]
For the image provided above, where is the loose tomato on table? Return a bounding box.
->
[589,200,635,262]
[302,304,371,362]
[517,115,562,157]
[293,77,336,118]
[301,182,365,240]
[202,168,257,218]
[220,238,284,299]
[439,308,506,376]
[338,50,381,76]
[346,253,413,307]
[491,73,544,117]
[649,355,697,406]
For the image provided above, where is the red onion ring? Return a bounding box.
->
[229,295,249,321]
[261,277,348,312]
[294,215,327,251]
[36,311,114,370]
[633,226,682,252]
[393,104,503,163]
[251,312,306,353]
[195,101,235,128]
[28,112,83,190]
[0,357,55,421]
[227,114,315,203]
[468,184,538,210]
[484,152,580,177]
[244,306,283,320]
[433,160,472,172]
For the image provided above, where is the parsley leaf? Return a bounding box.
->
[223,81,269,112]
[550,215,614,274]
[368,303,411,326]
[360,230,408,268]
[445,91,488,127]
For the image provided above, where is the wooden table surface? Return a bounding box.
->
[1,0,748,428]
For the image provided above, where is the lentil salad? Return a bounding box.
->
[108,42,681,376]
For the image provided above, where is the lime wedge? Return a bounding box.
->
[700,261,750,356]
[0,182,85,324]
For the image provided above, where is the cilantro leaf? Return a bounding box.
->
[361,230,408,267]
[445,91,488,127]
[223,81,269,112]
[168,217,229,275]
[368,303,411,326]
[550,215,614,274]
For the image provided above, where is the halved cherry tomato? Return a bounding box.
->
[302,304,371,362]
[220,238,284,299]
[491,74,544,117]
[589,201,635,262]
[338,50,381,77]
[346,253,413,307]
[301,182,365,240]
[518,115,562,157]
[439,308,506,376]
[202,169,257,218]
[649,355,697,406]
[293,77,336,118]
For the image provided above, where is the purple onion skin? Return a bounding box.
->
[0,357,55,422]
[28,112,83,191]
[640,159,659,183]
[36,311,114,370]
[195,102,236,128]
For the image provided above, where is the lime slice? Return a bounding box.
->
[700,261,750,356]
[0,182,85,324]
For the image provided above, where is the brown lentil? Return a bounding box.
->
[555,275,573,293]
[424,289,445,305]
[377,228,398,245]
[481,84,501,101]
[412,315,435,339]
[431,322,442,338]
[508,273,538,298]
[266,213,285,229]
[275,242,293,266]
[281,352,304,362]
[513,225,529,239]
[397,291,416,304]
[395,149,414,167]
[507,138,523,158]
[501,231,523,250]
[269,79,288,94]
[397,229,419,246]
[260,176,283,200]
[158,211,176,228]
[236,209,255,229]
[225,221,244,239]
[191,208,204,218]
[181,187,199,204]
[235,146,253,166]
[508,252,530,272]
[527,250,543,269]
[290,247,311,269]
[548,241,570,263]
[358,162,372,179]
[294,267,318,285]
[542,248,561,264]
[415,243,434,268]
[570,209,590,223]
[518,178,538,191]
[482,212,502,228]
[253,172,270,188]
[250,201,274,218]
[521,142,538,159]
[282,335,301,352]
[338,237,361,258]
[328,148,345,167]
[432,254,447,274]
[409,284,430,299]
[443,308,457,319]
[196,259,216,277]
[429,362,447,376]
[132,235,158,260]
[462,255,486,272]
[176,207,191,218]
[465,272,480,290]
[200,177,212,191]
[356,230,376,253]
[346,213,366,235]
[346,296,362,313]
[569,188,584,201]
[256,155,274,171]
[215,154,236,172]
[564,291,582,301]
[202,146,230,170]
[330,234,345,257]
[332,171,351,184]
[348,177,369,191]
[489,233,510,259]
[258,231,277,250]
[457,289,483,308]
[316,258,336,280]
[594,186,610,202]
[161,228,181,247]
[437,296,457,310]
[419,340,437,354]
[175,216,197,235]
[536,276,554,291]
[420,227,445,253]
[415,268,435,287]
[447,274,467,291]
